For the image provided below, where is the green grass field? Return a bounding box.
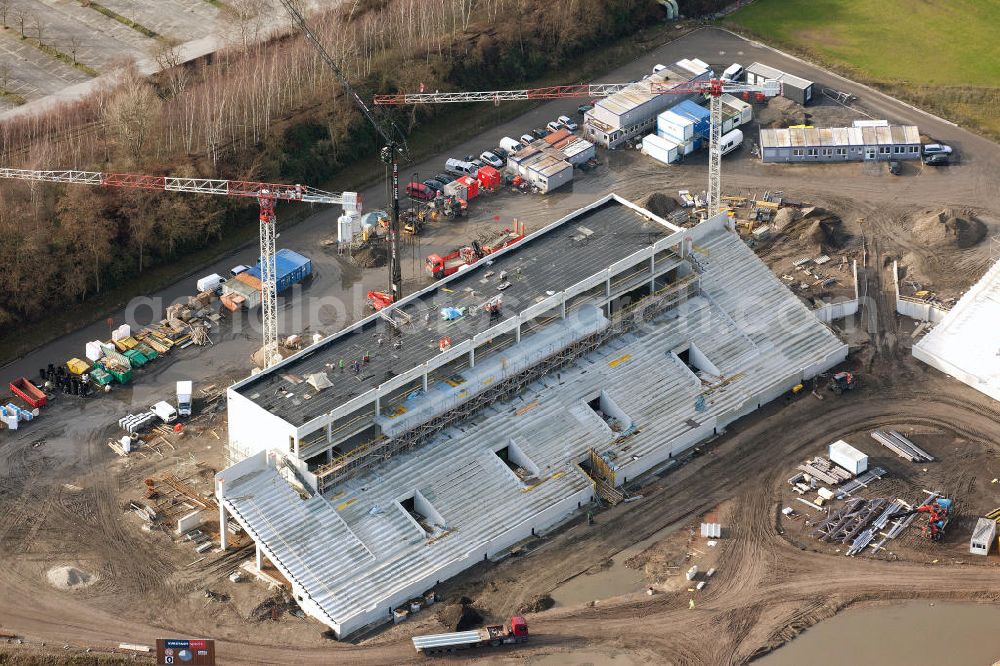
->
[726,0,1000,138]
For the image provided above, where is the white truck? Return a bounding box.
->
[176,381,193,418]
[151,401,177,424]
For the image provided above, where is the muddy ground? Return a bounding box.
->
[3,26,1000,666]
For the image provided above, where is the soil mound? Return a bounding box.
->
[47,566,96,590]
[352,245,386,268]
[640,192,678,218]
[517,594,555,614]
[912,209,987,250]
[437,601,484,631]
[772,207,801,233]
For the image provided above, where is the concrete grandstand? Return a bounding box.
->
[216,194,847,637]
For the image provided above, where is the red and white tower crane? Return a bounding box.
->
[0,168,360,368]
[374,78,780,215]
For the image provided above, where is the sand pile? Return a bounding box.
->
[639,192,678,218]
[47,566,97,590]
[757,96,805,129]
[912,209,987,250]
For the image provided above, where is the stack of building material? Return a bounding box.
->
[797,456,853,485]
[835,466,887,499]
[870,430,934,462]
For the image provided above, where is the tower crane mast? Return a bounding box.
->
[375,78,780,215]
[278,0,406,302]
[0,168,358,368]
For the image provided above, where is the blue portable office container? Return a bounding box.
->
[248,249,313,294]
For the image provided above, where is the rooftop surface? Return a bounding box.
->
[760,125,920,148]
[234,197,678,427]
[913,258,1000,403]
[219,219,847,635]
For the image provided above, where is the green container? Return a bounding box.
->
[89,366,113,386]
[124,349,149,368]
[134,342,158,360]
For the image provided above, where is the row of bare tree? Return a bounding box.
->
[0,0,662,334]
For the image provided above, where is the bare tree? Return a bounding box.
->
[0,1,10,28]
[30,13,43,44]
[152,38,189,97]
[224,0,270,52]
[68,36,81,65]
[14,8,24,38]
[105,68,161,165]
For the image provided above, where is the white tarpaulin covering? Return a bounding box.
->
[306,373,334,391]
[913,258,1000,403]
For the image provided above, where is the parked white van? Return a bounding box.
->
[499,137,524,154]
[445,158,478,176]
[722,63,744,82]
[719,129,744,156]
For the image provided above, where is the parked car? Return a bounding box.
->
[923,154,950,166]
[546,120,565,132]
[422,179,445,193]
[922,143,953,155]
[520,133,536,145]
[469,158,486,169]
[652,64,666,74]
[492,146,509,160]
[557,115,578,131]
[531,128,550,140]
[434,172,454,186]
[230,264,251,276]
[577,104,594,116]
[480,151,504,169]
[405,182,435,200]
[888,161,901,175]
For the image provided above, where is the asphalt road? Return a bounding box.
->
[3,25,996,415]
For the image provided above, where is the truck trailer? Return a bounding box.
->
[411,616,528,655]
[176,381,193,417]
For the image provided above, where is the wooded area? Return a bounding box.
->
[0,0,663,335]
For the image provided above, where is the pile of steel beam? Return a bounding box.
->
[798,456,853,485]
[871,430,934,462]
[812,497,887,545]
[836,466,887,499]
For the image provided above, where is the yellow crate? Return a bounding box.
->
[66,358,91,375]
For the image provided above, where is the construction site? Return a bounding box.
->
[3,13,1000,666]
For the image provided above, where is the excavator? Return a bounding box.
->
[887,497,953,541]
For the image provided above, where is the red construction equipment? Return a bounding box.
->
[828,371,858,395]
[367,290,394,311]
[887,497,953,541]
[425,221,526,279]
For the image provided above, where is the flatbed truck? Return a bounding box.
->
[411,615,528,655]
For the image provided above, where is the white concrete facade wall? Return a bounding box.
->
[226,389,298,462]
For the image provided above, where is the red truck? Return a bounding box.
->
[9,377,47,409]
[425,221,526,279]
[411,615,528,655]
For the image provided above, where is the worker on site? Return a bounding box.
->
[352,360,360,375]
[339,358,344,373]
[363,350,370,364]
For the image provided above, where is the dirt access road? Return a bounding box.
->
[3,26,1000,666]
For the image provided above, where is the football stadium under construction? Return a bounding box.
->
[215,194,847,637]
